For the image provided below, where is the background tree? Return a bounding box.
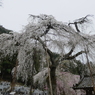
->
[0,25,12,34]
[0,26,14,80]
[58,59,85,76]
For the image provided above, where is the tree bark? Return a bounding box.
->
[29,73,34,95]
[50,66,57,95]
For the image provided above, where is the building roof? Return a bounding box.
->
[73,75,95,89]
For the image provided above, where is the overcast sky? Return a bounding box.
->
[0,0,95,32]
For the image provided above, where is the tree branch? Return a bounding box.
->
[36,37,55,65]
[40,24,53,37]
[68,22,80,32]
[74,22,80,32]
[62,51,85,60]
[64,46,75,58]
[75,15,92,24]
[68,15,92,32]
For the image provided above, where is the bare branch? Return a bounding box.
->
[68,15,93,32]
[75,22,80,32]
[62,51,85,60]
[68,22,80,32]
[75,15,93,24]
[64,46,75,57]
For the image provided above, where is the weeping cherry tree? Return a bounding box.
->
[0,14,95,95]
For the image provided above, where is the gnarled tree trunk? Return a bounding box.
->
[50,66,57,95]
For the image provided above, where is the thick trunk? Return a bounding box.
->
[50,66,57,95]
[29,78,33,95]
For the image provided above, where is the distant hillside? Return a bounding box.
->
[0,25,12,34]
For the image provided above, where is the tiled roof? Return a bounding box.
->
[73,75,95,89]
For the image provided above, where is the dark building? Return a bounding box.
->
[73,75,95,95]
